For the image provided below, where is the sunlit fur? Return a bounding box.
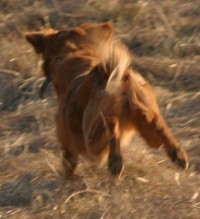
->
[26,21,188,177]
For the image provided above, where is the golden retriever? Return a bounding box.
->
[26,22,188,177]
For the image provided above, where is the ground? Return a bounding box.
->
[0,0,199,218]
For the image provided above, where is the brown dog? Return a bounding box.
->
[26,22,188,177]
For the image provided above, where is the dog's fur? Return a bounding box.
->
[26,22,188,177]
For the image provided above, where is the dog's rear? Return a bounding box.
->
[82,39,188,177]
[26,22,188,178]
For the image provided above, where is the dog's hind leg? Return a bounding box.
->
[124,72,188,169]
[106,117,124,178]
[85,114,123,177]
[99,115,124,177]
[134,111,188,169]
[128,86,188,170]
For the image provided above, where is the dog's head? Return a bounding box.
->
[25,22,113,98]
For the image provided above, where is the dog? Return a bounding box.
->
[26,21,188,177]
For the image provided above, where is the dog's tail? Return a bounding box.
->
[99,41,133,94]
[99,41,153,118]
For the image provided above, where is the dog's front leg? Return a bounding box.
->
[61,148,78,177]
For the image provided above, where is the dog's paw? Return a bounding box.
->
[62,159,76,178]
[169,148,189,170]
[108,155,124,178]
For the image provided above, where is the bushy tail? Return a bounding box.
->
[98,41,133,94]
[98,40,154,121]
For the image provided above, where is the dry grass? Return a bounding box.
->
[0,0,199,218]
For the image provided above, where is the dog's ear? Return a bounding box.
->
[82,21,113,42]
[81,21,113,33]
[25,32,46,54]
[101,21,113,34]
[100,21,113,39]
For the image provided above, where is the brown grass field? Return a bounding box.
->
[0,0,199,218]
